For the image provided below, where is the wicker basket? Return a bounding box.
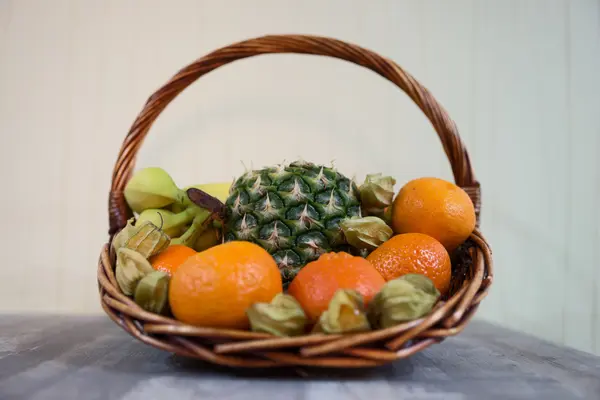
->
[98,34,493,369]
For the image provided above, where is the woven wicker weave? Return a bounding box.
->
[98,34,493,368]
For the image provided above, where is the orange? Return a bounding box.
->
[168,241,283,329]
[287,252,385,322]
[391,177,476,251]
[366,233,451,296]
[149,244,197,276]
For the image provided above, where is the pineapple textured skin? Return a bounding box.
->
[224,160,362,285]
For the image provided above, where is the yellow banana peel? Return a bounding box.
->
[185,182,232,203]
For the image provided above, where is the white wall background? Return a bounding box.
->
[1,0,599,355]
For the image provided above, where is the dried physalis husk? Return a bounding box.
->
[367,274,440,329]
[134,271,170,315]
[314,289,371,334]
[124,220,170,259]
[115,248,155,296]
[340,216,393,251]
[246,294,308,337]
[111,218,137,255]
[359,173,396,216]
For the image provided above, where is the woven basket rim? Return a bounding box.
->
[99,33,493,368]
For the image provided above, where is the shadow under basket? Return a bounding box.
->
[98,34,494,369]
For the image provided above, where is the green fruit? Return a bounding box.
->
[314,289,371,334]
[246,293,308,337]
[340,216,393,251]
[136,208,197,238]
[359,173,396,216]
[367,274,440,329]
[224,160,362,285]
[122,220,170,259]
[124,167,189,214]
[171,210,212,247]
[134,271,170,315]
[115,248,155,296]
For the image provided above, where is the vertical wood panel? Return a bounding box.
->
[470,0,512,326]
[564,0,600,355]
[0,1,12,55]
[420,0,474,178]
[0,0,73,311]
[471,0,570,346]
[59,0,110,313]
[523,0,570,344]
[370,0,435,186]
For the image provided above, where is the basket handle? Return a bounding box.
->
[108,34,480,235]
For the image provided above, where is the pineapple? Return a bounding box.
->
[224,160,362,284]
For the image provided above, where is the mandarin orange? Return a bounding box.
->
[168,241,282,329]
[287,252,385,322]
[366,233,451,296]
[391,177,475,251]
[149,244,197,276]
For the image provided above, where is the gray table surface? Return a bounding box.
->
[0,315,599,400]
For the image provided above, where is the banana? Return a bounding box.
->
[125,168,232,253]
[136,208,197,239]
[184,181,232,203]
[193,226,221,252]
[171,210,212,248]
[124,167,189,214]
